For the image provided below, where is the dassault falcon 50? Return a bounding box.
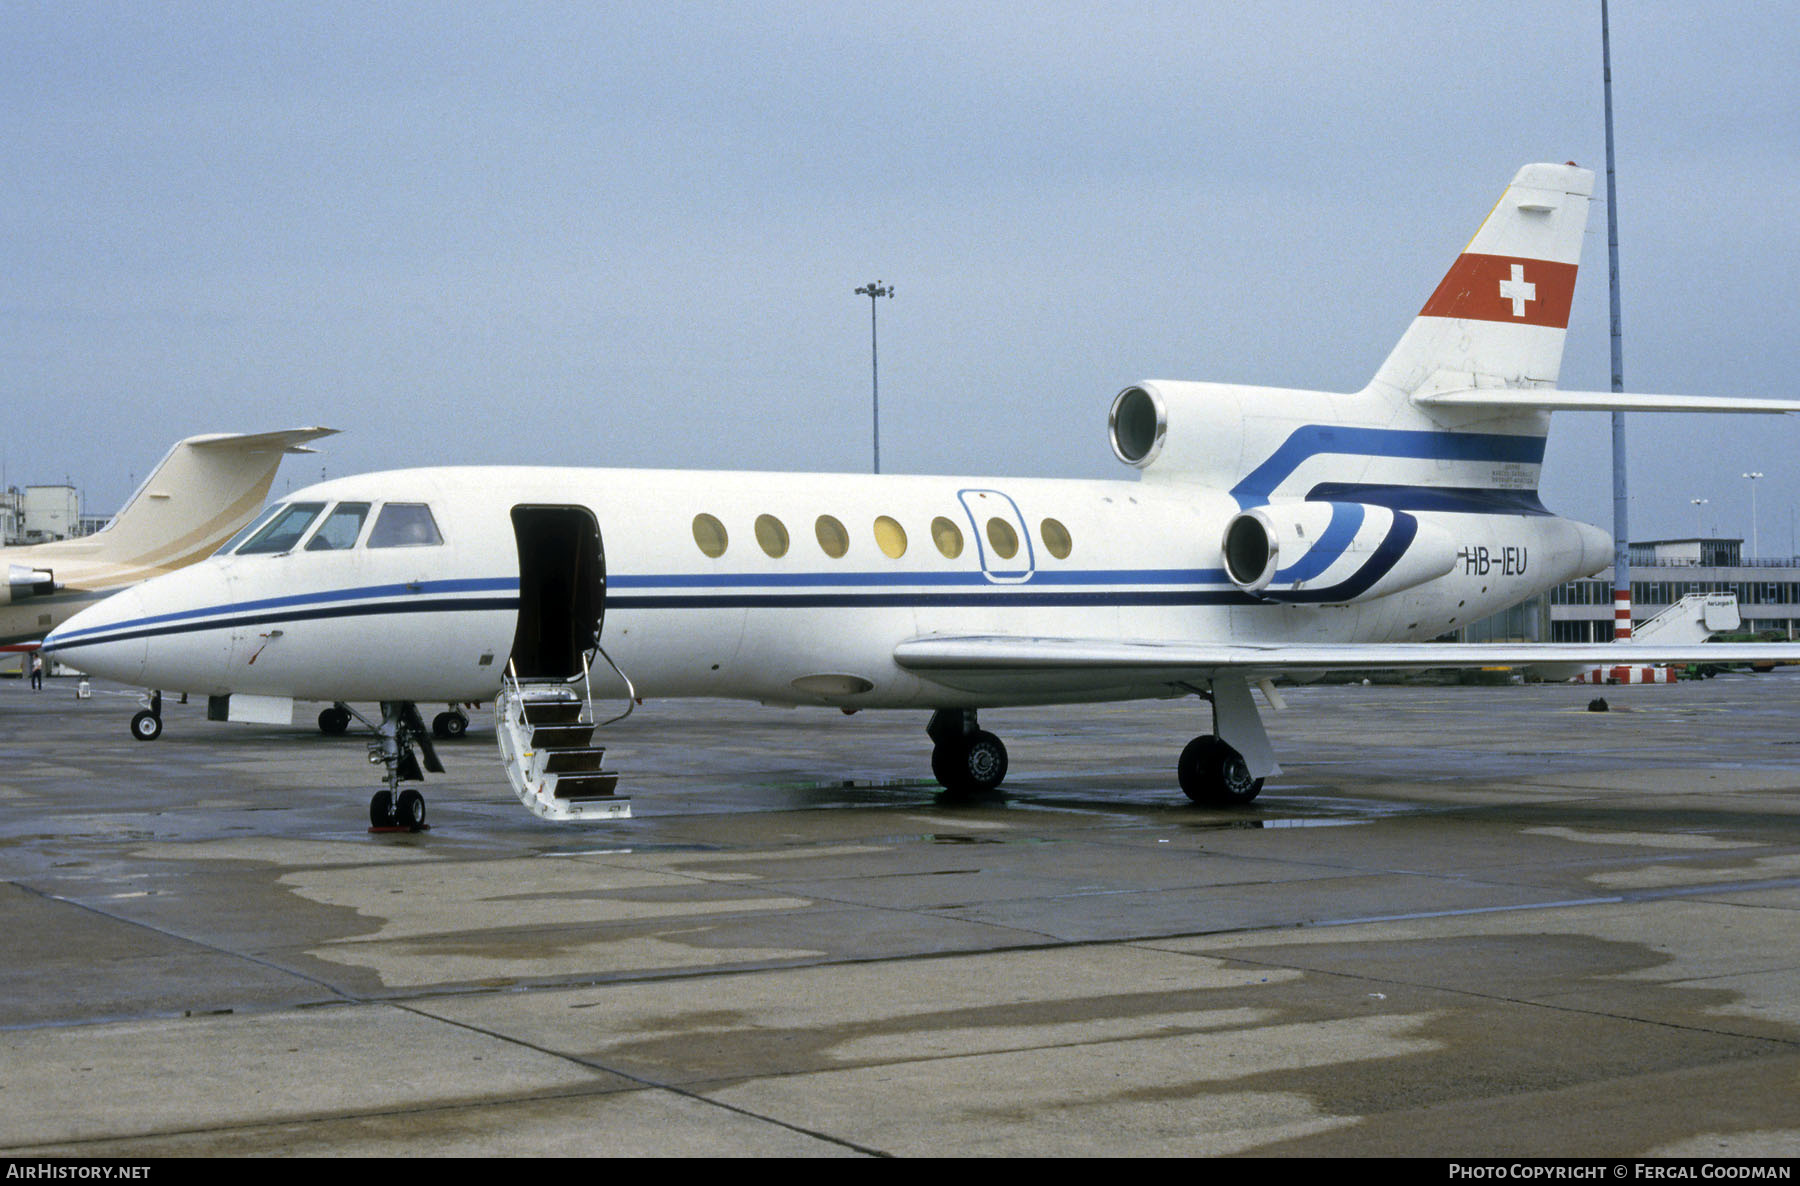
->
[42,163,1800,829]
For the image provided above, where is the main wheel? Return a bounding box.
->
[1178,734,1263,805]
[432,711,467,739]
[935,730,1009,795]
[129,710,163,742]
[395,788,427,831]
[319,706,351,735]
[370,790,395,828]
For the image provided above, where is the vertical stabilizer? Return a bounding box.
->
[23,427,336,584]
[1369,163,1594,400]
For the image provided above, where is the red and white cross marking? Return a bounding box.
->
[1498,263,1536,317]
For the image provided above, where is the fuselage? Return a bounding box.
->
[43,462,1610,710]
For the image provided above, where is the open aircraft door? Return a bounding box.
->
[509,505,604,680]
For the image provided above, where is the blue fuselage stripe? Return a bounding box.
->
[1231,426,1546,508]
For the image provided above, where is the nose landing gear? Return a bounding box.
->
[367,701,442,832]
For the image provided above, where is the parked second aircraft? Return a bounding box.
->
[4,428,334,653]
[42,164,1800,829]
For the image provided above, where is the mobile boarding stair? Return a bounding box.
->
[495,656,632,821]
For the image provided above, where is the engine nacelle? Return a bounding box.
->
[1221,501,1457,604]
[0,564,55,606]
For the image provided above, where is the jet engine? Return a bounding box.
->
[0,564,55,606]
[1221,501,1457,604]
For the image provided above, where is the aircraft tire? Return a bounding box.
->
[129,710,163,742]
[396,788,427,831]
[1178,735,1263,806]
[319,707,351,735]
[433,711,468,740]
[936,731,1008,795]
[370,790,395,828]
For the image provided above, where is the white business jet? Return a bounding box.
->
[41,163,1800,830]
[3,427,335,661]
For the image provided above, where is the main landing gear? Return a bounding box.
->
[1177,735,1262,805]
[1176,674,1276,806]
[924,675,1279,807]
[366,701,443,832]
[927,708,1008,796]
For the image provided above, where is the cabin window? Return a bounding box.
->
[1040,517,1072,560]
[986,517,1019,560]
[305,502,372,551]
[691,513,729,558]
[931,516,964,559]
[217,503,286,555]
[368,503,444,548]
[235,502,326,554]
[873,515,907,559]
[816,515,849,559]
[754,514,789,558]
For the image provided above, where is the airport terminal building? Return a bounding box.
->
[1469,538,1800,643]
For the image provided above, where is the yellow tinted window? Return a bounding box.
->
[931,516,964,559]
[815,514,849,559]
[1040,517,1072,560]
[692,513,728,558]
[755,514,789,558]
[874,515,907,558]
[986,517,1019,560]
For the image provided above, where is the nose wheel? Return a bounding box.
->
[367,701,440,832]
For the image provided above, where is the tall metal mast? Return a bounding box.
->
[855,281,893,474]
[1603,0,1632,641]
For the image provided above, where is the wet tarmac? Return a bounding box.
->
[2,671,1799,1156]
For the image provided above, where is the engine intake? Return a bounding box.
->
[0,564,55,606]
[1221,502,1456,604]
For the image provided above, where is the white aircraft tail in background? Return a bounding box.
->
[3,427,336,648]
[41,164,1800,830]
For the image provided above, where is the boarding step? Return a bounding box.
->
[527,722,596,749]
[496,678,631,822]
[520,699,585,725]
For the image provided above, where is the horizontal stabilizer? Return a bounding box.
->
[1413,389,1800,414]
[185,426,339,453]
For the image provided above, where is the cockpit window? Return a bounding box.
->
[235,502,327,554]
[304,502,372,551]
[217,503,285,556]
[367,502,443,548]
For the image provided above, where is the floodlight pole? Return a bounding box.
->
[1743,472,1764,559]
[1602,0,1631,641]
[856,281,893,474]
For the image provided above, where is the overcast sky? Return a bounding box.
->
[5,2,1797,552]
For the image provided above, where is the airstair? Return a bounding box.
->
[495,657,631,821]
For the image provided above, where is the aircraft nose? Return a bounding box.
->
[43,587,150,686]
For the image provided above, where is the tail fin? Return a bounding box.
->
[40,427,336,580]
[1369,163,1595,400]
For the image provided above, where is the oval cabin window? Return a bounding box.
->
[755,514,789,558]
[692,513,729,558]
[931,516,964,559]
[986,517,1019,560]
[873,515,907,558]
[1040,517,1072,560]
[815,515,850,559]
